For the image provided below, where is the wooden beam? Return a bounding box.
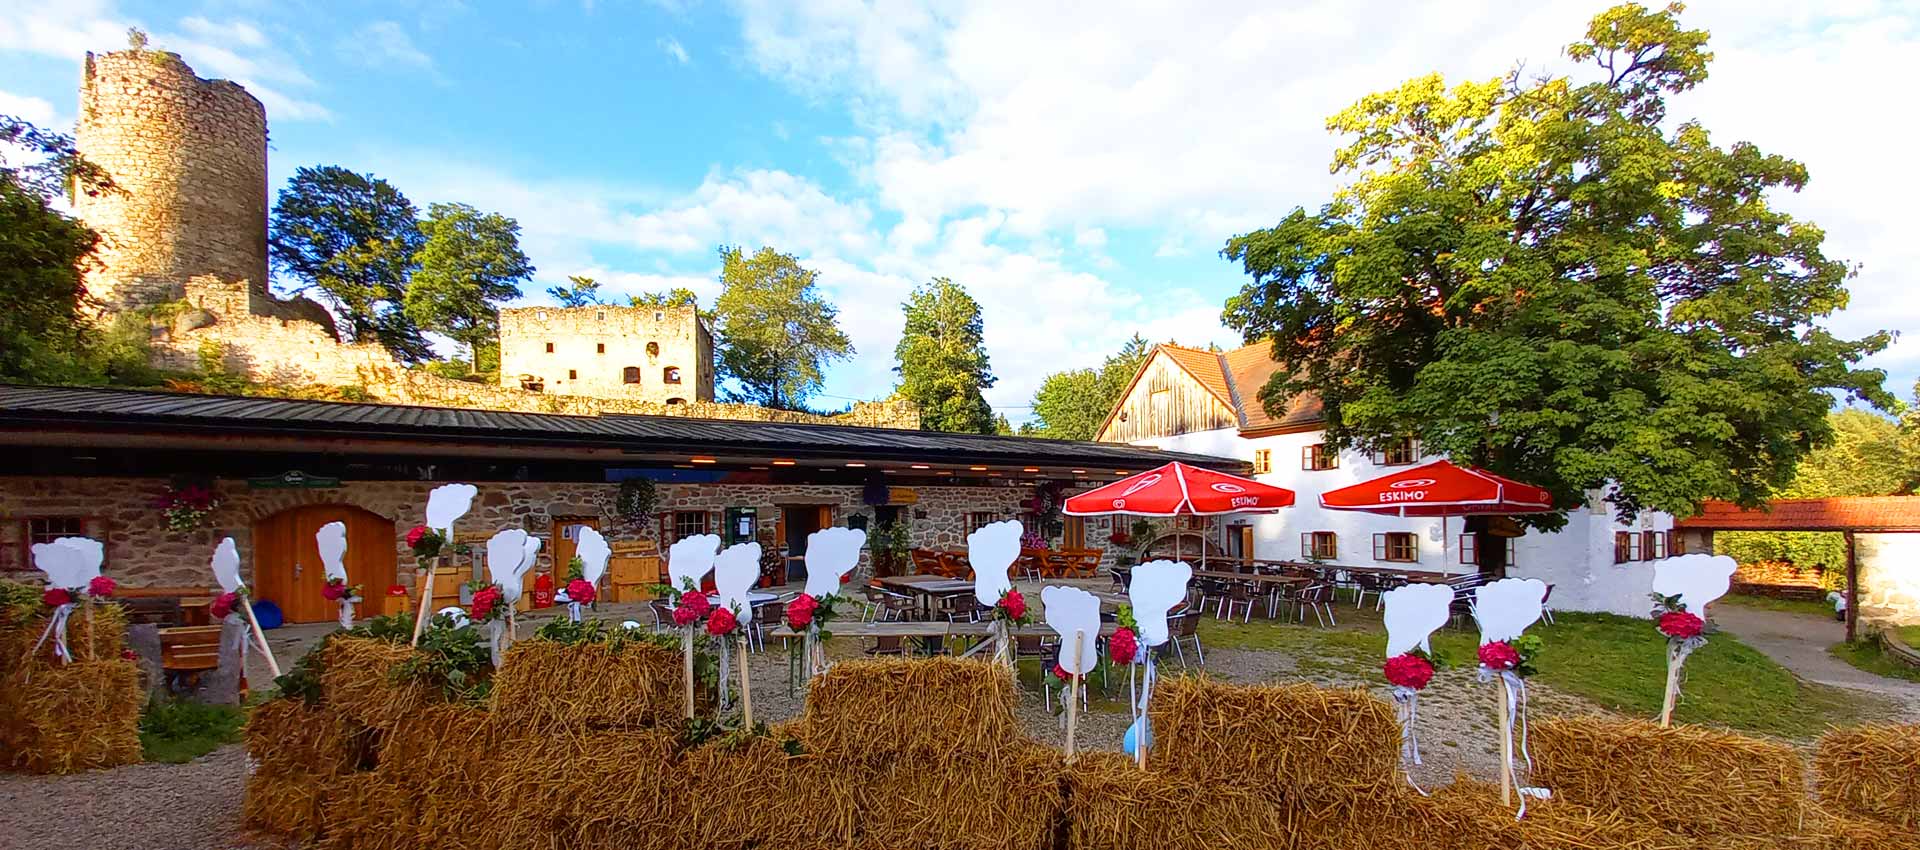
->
[1844,530,1858,643]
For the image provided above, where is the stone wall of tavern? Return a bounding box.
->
[0,476,1043,591]
[1854,531,1920,626]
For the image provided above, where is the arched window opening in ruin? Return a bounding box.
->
[664,366,682,384]
[646,341,660,357]
[622,366,641,384]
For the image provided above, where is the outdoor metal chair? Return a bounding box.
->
[648,599,676,633]
[1218,581,1257,622]
[1295,583,1337,628]
[1170,611,1205,667]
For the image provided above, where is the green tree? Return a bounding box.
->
[710,245,852,409]
[1719,408,1920,569]
[405,203,534,369]
[1219,3,1890,526]
[546,275,602,307]
[630,287,701,309]
[893,277,996,433]
[992,414,1016,436]
[1026,334,1153,440]
[0,115,108,383]
[268,166,430,361]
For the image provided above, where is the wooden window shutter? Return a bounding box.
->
[657,512,671,545]
[1459,534,1476,566]
[1300,533,1313,559]
[1372,533,1387,560]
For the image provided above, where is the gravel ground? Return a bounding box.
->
[0,746,254,850]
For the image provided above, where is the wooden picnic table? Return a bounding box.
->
[766,621,953,640]
[1193,570,1311,587]
[874,575,976,619]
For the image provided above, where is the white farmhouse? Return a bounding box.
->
[1095,342,1678,616]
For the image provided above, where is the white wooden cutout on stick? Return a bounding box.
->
[425,483,478,538]
[803,527,865,598]
[486,530,530,595]
[713,542,761,624]
[1473,578,1548,644]
[1650,553,1737,614]
[668,534,721,591]
[969,520,1023,607]
[1127,560,1191,647]
[317,521,348,585]
[211,537,243,593]
[1383,583,1453,657]
[1042,585,1101,675]
[575,526,611,585]
[33,537,101,588]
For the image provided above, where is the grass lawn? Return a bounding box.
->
[1829,636,1920,685]
[1198,607,1878,740]
[139,698,246,763]
[1717,593,1837,620]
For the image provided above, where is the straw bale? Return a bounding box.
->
[488,638,682,732]
[0,600,127,676]
[313,772,418,850]
[1146,676,1400,800]
[0,659,142,774]
[245,698,372,777]
[1531,716,1806,837]
[317,636,435,732]
[681,734,852,850]
[241,772,329,841]
[1815,724,1920,830]
[1064,751,1287,850]
[1794,805,1920,850]
[848,740,1063,850]
[797,657,1018,763]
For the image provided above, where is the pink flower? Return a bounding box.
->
[1658,611,1704,640]
[42,588,72,608]
[88,576,117,598]
[1478,641,1521,671]
[706,606,738,636]
[1384,653,1435,690]
[566,579,595,605]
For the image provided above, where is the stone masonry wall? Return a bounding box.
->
[500,304,716,402]
[0,477,1030,590]
[75,49,268,311]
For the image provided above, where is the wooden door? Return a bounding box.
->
[252,504,398,624]
[550,516,599,578]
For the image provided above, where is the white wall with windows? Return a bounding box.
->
[1131,426,1678,616]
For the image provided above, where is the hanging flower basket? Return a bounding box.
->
[154,482,219,533]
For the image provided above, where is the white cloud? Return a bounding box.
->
[0,89,59,127]
[338,21,435,73]
[657,35,690,65]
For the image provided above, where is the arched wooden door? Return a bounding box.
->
[253,504,398,624]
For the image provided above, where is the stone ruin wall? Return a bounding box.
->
[500,304,716,403]
[74,49,270,311]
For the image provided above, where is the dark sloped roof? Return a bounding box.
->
[0,384,1240,469]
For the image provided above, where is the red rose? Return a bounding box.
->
[566,579,596,605]
[210,591,239,620]
[1000,589,1026,620]
[406,525,429,547]
[1658,611,1704,640]
[1109,627,1138,665]
[672,604,701,627]
[1384,653,1435,690]
[120,649,138,662]
[470,587,501,621]
[42,587,72,608]
[1051,663,1075,682]
[1478,641,1521,671]
[321,580,347,601]
[787,593,818,629]
[679,589,711,617]
[88,576,117,597]
[706,606,738,636]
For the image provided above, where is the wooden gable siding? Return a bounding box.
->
[1097,352,1239,442]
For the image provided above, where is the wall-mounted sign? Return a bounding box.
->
[888,487,920,505]
[247,470,341,489]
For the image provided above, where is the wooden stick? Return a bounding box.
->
[1660,644,1681,727]
[241,595,281,679]
[1497,674,1514,806]
[84,596,95,661]
[410,566,435,647]
[1065,628,1083,762]
[682,628,695,719]
[737,633,753,728]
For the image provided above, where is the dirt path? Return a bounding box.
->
[1712,603,1920,718]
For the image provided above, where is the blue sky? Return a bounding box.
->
[3,0,1915,420]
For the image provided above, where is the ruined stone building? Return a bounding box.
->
[66,46,912,428]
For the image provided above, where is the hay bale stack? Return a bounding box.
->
[245,698,372,777]
[314,772,419,850]
[681,734,852,850]
[0,660,143,774]
[241,772,331,842]
[1815,724,1920,830]
[1531,716,1806,838]
[797,657,1017,761]
[1147,676,1400,800]
[488,728,685,850]
[849,740,1062,850]
[317,636,434,732]
[1065,752,1286,850]
[488,639,682,732]
[0,599,128,676]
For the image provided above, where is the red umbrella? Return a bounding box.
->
[1064,462,1294,566]
[1319,459,1552,568]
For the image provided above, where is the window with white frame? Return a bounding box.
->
[1374,532,1417,562]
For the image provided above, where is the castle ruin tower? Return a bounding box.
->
[74,49,269,311]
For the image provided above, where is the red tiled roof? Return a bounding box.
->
[1675,497,1920,532]
[1220,340,1322,432]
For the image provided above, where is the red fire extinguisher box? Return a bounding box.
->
[531,570,556,608]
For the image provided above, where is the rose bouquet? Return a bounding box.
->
[406,525,446,561]
[1649,592,1712,726]
[466,582,506,624]
[993,588,1032,626]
